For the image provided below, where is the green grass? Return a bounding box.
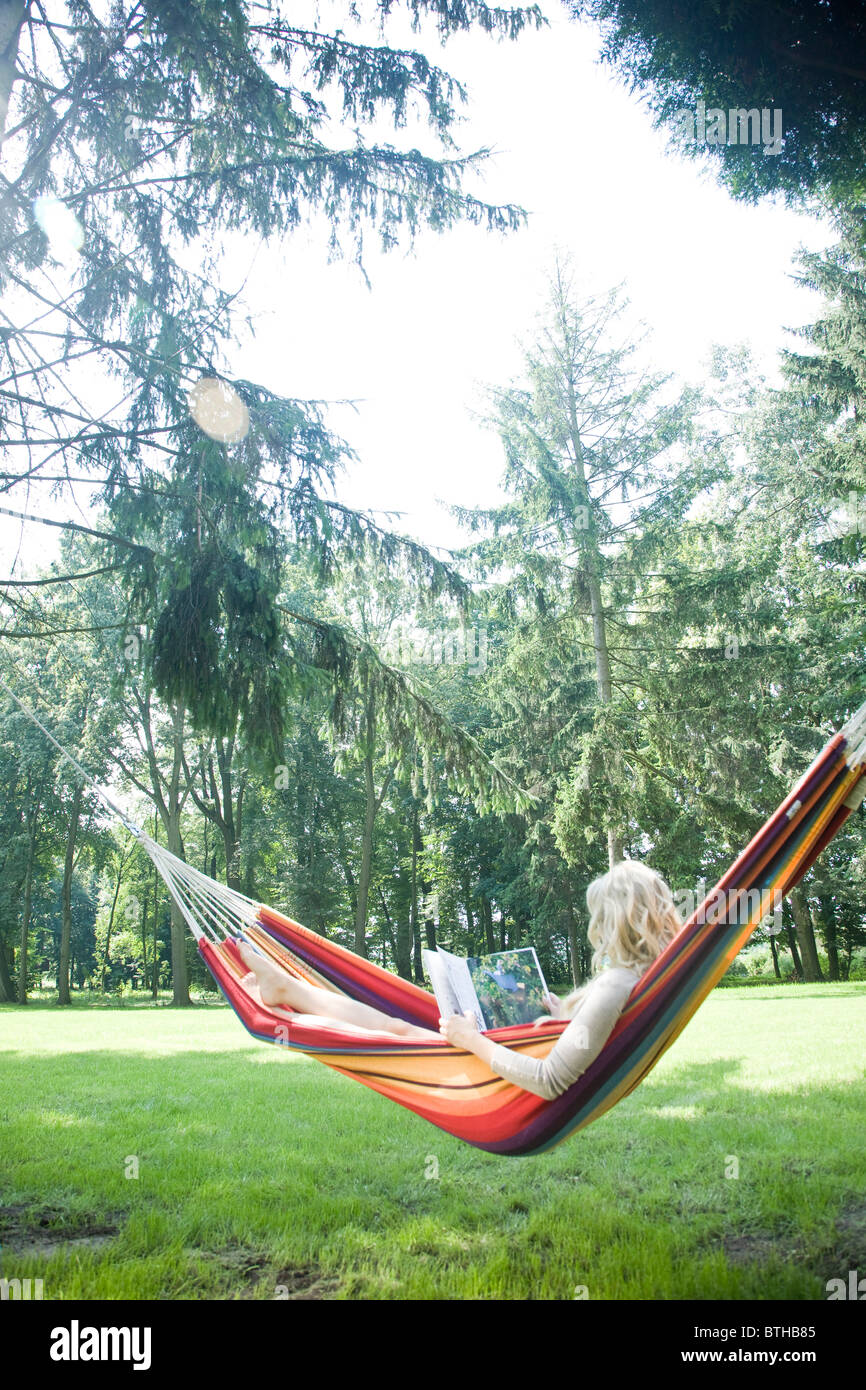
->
[1,984,864,1300]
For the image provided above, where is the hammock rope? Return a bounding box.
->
[3,671,865,1156]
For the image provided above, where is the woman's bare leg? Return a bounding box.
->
[238,942,440,1041]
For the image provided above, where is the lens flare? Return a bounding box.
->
[33,195,84,256]
[187,377,250,443]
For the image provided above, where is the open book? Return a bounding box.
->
[422,945,550,1031]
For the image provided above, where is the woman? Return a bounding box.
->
[238,860,681,1099]
[442,859,681,1099]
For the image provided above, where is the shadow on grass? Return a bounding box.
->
[0,993,225,1012]
[712,986,866,1001]
[1,1044,864,1299]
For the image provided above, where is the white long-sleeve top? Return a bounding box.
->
[482,965,641,1100]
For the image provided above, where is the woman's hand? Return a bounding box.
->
[440,1010,481,1049]
[530,995,567,1028]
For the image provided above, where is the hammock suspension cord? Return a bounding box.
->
[2,667,865,1155]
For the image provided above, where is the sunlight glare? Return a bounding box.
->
[33,195,84,257]
[187,377,250,443]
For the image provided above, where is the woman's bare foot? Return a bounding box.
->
[237,940,441,1040]
[238,942,298,1009]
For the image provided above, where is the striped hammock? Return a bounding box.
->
[140,702,866,1157]
[3,676,864,1156]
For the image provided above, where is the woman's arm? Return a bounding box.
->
[440,971,636,1100]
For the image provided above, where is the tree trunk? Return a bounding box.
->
[585,567,623,867]
[152,897,159,999]
[135,699,193,1003]
[842,917,853,981]
[462,877,476,956]
[817,895,840,981]
[218,741,243,891]
[17,773,38,1004]
[566,374,624,868]
[166,812,190,1005]
[354,744,376,959]
[352,686,396,961]
[565,882,581,987]
[337,820,359,932]
[163,706,191,1005]
[411,901,423,983]
[481,896,496,953]
[417,830,436,952]
[783,904,804,979]
[17,837,34,1003]
[140,886,150,993]
[0,1,28,143]
[0,939,14,1001]
[410,807,423,981]
[58,783,84,1006]
[395,872,414,983]
[769,931,781,980]
[189,737,245,891]
[244,854,256,900]
[151,822,160,999]
[511,912,528,950]
[377,886,398,972]
[580,935,592,977]
[100,859,123,991]
[790,888,823,982]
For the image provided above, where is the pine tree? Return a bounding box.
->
[570,0,866,207]
[457,262,701,867]
[0,0,541,747]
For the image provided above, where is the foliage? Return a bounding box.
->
[570,0,866,207]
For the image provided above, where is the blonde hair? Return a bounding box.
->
[559,861,681,1019]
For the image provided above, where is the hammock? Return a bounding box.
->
[4,678,866,1155]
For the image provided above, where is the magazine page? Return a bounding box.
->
[421,948,461,1020]
[434,946,487,1030]
[465,947,550,1029]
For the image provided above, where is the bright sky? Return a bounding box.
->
[0,0,835,572]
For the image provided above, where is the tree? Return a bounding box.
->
[0,687,55,1002]
[315,564,529,957]
[0,626,109,1003]
[0,0,541,752]
[781,214,866,527]
[570,0,866,208]
[458,262,701,868]
[0,3,548,996]
[95,834,136,991]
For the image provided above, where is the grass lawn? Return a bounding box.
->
[1,983,864,1301]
